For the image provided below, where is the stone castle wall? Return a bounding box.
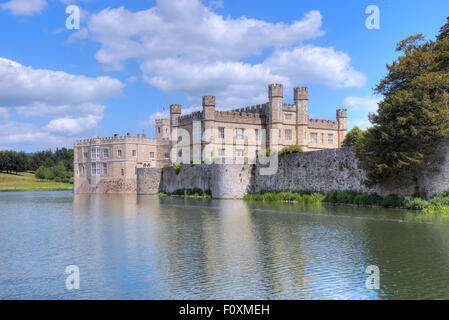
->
[139,145,449,199]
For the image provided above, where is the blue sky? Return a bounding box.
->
[0,0,448,151]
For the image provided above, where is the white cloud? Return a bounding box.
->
[0,0,47,16]
[44,114,102,135]
[0,57,124,149]
[0,108,8,121]
[75,0,365,105]
[265,46,367,88]
[343,95,381,130]
[343,95,381,112]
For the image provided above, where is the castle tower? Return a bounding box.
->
[267,84,283,150]
[202,96,215,162]
[155,118,170,140]
[170,104,181,161]
[337,108,347,147]
[294,86,308,147]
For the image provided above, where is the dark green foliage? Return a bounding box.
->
[35,161,73,183]
[278,145,303,156]
[379,195,404,208]
[356,19,449,187]
[170,188,211,198]
[244,191,324,204]
[342,126,364,147]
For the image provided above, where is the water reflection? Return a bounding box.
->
[2,192,449,299]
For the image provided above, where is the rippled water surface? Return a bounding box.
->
[1,191,449,299]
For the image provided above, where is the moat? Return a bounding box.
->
[1,191,449,299]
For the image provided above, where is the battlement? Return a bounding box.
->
[202,96,215,107]
[308,118,339,130]
[74,133,163,146]
[294,86,308,100]
[337,108,348,118]
[214,110,263,124]
[283,103,296,111]
[170,104,181,114]
[155,118,170,125]
[178,111,203,125]
[269,84,283,98]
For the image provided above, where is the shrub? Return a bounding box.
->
[279,145,303,156]
[403,197,429,210]
[173,164,182,175]
[380,194,404,208]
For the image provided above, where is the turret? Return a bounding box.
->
[337,108,347,147]
[268,84,283,124]
[294,86,308,125]
[155,118,170,140]
[170,104,181,128]
[202,95,215,120]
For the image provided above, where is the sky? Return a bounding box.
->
[0,0,448,151]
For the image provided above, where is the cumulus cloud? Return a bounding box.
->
[0,57,124,149]
[76,0,366,105]
[343,95,381,130]
[0,0,47,16]
[343,95,381,112]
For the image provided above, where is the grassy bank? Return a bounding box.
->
[158,188,212,198]
[244,191,325,204]
[244,189,449,214]
[0,172,73,192]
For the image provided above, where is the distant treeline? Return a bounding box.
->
[0,148,74,174]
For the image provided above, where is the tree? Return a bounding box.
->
[356,17,449,187]
[342,126,365,147]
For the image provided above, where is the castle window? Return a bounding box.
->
[158,127,161,133]
[91,147,100,159]
[321,133,324,144]
[236,128,244,140]
[285,129,292,141]
[285,113,292,120]
[178,136,182,142]
[81,166,84,176]
[310,133,317,144]
[150,152,155,159]
[117,149,122,158]
[178,150,182,157]
[218,149,225,157]
[103,149,109,158]
[255,129,260,141]
[236,149,244,157]
[83,152,88,159]
[102,163,107,175]
[121,168,124,176]
[132,150,137,157]
[218,127,225,139]
[328,134,334,145]
[164,153,169,159]
[91,163,100,175]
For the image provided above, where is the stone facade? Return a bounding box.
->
[171,84,347,164]
[73,133,170,193]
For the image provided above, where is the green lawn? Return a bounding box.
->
[0,172,73,192]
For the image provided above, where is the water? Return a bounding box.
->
[1,191,449,299]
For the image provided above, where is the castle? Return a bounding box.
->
[74,84,347,193]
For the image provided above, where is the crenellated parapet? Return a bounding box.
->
[178,111,203,126]
[214,110,264,124]
[308,118,339,130]
[74,133,164,146]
